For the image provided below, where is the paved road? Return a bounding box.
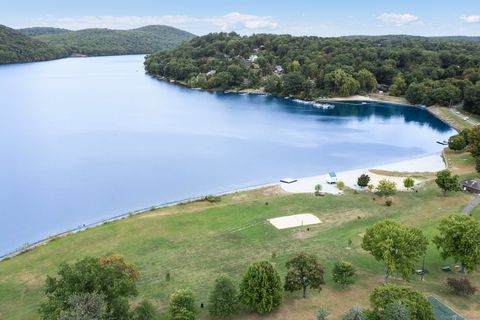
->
[462,195,480,216]
[448,105,479,126]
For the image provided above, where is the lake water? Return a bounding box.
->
[0,55,455,255]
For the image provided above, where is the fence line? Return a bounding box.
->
[0,182,276,261]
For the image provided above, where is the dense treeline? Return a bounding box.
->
[35,25,196,56]
[0,25,68,64]
[145,33,480,113]
[18,27,72,37]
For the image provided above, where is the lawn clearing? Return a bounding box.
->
[0,152,479,320]
[268,213,321,229]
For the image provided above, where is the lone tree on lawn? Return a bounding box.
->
[332,260,356,287]
[375,179,396,199]
[433,214,480,273]
[240,261,283,313]
[403,177,415,190]
[435,170,460,196]
[370,284,435,320]
[357,174,370,188]
[284,252,325,298]
[207,274,239,317]
[169,289,196,320]
[361,220,428,284]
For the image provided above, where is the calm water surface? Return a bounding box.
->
[0,55,455,254]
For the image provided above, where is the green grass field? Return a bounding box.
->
[1,151,479,319]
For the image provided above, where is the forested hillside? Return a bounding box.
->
[35,25,196,56]
[18,27,71,37]
[145,33,480,113]
[0,25,68,64]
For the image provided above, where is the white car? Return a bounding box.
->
[463,116,469,121]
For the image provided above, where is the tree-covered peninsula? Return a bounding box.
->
[0,25,68,64]
[34,25,196,57]
[145,32,480,113]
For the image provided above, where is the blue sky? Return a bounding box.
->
[1,0,480,36]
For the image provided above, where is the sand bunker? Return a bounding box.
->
[268,213,321,229]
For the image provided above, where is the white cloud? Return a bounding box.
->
[377,13,419,26]
[30,12,278,32]
[211,12,277,30]
[460,15,480,24]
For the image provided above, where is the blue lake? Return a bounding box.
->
[0,55,455,254]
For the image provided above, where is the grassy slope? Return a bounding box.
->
[0,150,479,319]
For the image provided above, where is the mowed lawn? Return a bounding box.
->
[1,151,480,319]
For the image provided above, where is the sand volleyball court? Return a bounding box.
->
[268,213,322,229]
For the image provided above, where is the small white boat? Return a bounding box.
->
[436,140,448,145]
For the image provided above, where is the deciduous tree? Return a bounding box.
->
[240,261,283,313]
[169,289,196,320]
[370,284,435,320]
[448,134,467,151]
[361,220,428,283]
[207,274,239,317]
[433,214,480,273]
[332,261,356,287]
[40,256,139,320]
[284,253,325,298]
[435,170,460,196]
[357,174,370,188]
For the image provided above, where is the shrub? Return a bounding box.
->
[375,179,396,198]
[403,177,415,190]
[205,195,221,203]
[315,184,322,192]
[169,289,196,320]
[357,174,371,188]
[132,300,158,320]
[317,307,329,320]
[342,305,365,320]
[447,278,477,296]
[207,274,239,317]
[332,261,356,287]
[476,157,480,173]
[367,184,374,191]
[385,198,393,206]
[337,181,345,189]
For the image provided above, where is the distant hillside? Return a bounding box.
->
[145,32,480,113]
[35,25,196,56]
[0,24,68,64]
[18,27,71,37]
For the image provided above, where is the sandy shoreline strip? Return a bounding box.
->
[280,152,446,195]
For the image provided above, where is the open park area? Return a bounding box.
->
[0,149,479,319]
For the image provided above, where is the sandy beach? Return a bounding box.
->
[280,153,446,195]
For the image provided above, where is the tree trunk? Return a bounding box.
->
[461,263,465,274]
[302,286,307,298]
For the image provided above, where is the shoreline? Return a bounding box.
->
[280,152,447,194]
[1,152,448,262]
